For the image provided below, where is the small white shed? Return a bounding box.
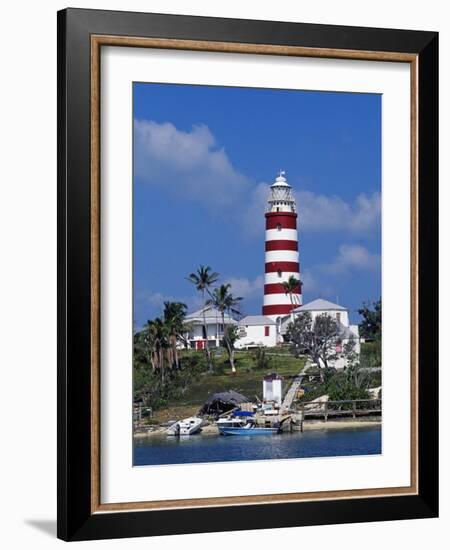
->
[263,373,284,404]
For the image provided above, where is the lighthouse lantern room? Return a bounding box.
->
[263,171,302,321]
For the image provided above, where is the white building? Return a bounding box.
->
[263,373,283,404]
[280,298,361,369]
[184,306,237,350]
[234,315,277,349]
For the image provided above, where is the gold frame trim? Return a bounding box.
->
[90,35,419,514]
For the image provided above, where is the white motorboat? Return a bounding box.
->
[215,416,247,430]
[166,416,203,436]
[215,410,254,433]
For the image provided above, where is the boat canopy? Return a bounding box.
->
[234,410,253,417]
[199,390,249,416]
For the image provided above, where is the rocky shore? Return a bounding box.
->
[134,417,381,438]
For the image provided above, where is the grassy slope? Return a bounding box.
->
[152,350,305,423]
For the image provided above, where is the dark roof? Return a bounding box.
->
[263,372,283,381]
[199,390,249,415]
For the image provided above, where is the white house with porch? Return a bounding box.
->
[184,306,237,350]
[234,315,277,349]
[280,298,361,369]
[183,299,360,368]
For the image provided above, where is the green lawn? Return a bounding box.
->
[151,350,305,423]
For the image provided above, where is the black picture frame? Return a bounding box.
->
[57,7,438,541]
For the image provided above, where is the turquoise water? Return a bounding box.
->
[133,426,381,466]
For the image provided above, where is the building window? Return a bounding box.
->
[277,270,282,278]
[264,326,270,337]
[276,223,282,231]
[336,312,341,324]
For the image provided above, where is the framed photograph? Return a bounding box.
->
[57,8,438,541]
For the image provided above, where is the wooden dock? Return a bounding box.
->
[280,361,310,412]
[252,399,381,432]
[292,399,382,431]
[254,413,293,431]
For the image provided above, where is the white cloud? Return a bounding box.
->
[135,119,380,236]
[297,190,381,233]
[223,275,264,299]
[135,289,203,320]
[243,185,380,237]
[301,268,335,300]
[242,183,270,238]
[134,119,251,209]
[300,246,379,301]
[323,244,380,275]
[135,290,176,320]
[300,269,319,294]
[144,291,170,309]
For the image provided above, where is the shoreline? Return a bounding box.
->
[134,418,381,438]
[300,419,381,431]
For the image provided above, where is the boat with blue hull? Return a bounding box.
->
[219,425,279,436]
[216,411,281,436]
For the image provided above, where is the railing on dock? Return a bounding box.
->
[292,399,382,431]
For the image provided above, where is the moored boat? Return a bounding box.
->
[217,414,280,436]
[216,417,247,430]
[166,416,203,436]
[218,424,280,436]
[216,410,252,429]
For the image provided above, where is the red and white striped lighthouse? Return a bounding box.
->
[262,171,302,320]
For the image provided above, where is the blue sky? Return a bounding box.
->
[133,83,381,329]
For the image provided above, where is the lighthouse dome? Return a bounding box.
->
[272,172,290,187]
[267,171,296,212]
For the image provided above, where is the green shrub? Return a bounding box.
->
[360,341,381,369]
[252,347,270,370]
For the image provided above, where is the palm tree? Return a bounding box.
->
[142,319,158,372]
[186,265,219,370]
[133,329,150,367]
[206,284,242,374]
[144,317,169,381]
[163,301,187,369]
[282,275,300,321]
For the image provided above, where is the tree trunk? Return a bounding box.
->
[229,347,236,374]
[312,352,325,383]
[159,348,164,382]
[172,335,179,369]
[222,312,236,374]
[202,289,213,372]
